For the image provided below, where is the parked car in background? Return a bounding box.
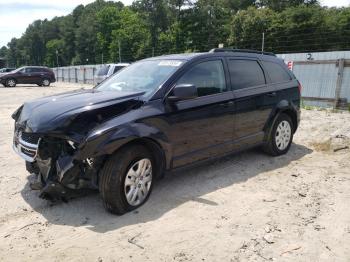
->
[95,63,130,84]
[12,49,300,214]
[0,67,16,74]
[0,66,56,87]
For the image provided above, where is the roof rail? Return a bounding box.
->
[209,48,276,57]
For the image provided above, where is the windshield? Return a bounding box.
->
[12,67,24,73]
[96,60,184,95]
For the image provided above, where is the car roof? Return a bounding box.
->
[105,63,130,66]
[144,49,283,63]
[23,66,49,68]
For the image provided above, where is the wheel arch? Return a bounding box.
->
[264,101,299,140]
[6,77,17,84]
[114,137,167,179]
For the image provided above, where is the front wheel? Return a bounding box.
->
[263,113,293,156]
[6,78,16,87]
[99,145,154,215]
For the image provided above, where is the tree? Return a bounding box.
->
[2,0,350,66]
[109,8,151,62]
[45,39,65,67]
[257,0,319,11]
[132,0,171,49]
[96,5,122,63]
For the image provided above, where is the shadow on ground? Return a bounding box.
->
[21,143,312,233]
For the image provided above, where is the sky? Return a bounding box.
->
[0,0,349,47]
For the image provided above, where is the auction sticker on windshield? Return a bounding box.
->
[158,60,183,67]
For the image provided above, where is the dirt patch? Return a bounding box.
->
[0,84,349,261]
[311,135,350,152]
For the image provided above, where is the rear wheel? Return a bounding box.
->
[6,78,16,87]
[99,145,154,215]
[263,113,293,156]
[41,78,50,87]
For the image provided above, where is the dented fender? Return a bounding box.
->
[76,122,172,168]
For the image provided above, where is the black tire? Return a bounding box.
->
[263,113,294,156]
[6,78,16,87]
[41,78,51,86]
[99,144,155,215]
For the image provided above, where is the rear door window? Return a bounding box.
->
[262,61,291,83]
[30,68,42,73]
[227,60,265,90]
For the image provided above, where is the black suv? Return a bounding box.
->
[12,49,300,214]
[1,66,56,87]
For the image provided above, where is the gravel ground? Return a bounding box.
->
[0,82,349,261]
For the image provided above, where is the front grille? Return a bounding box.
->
[13,128,40,162]
[21,132,40,144]
[21,147,36,157]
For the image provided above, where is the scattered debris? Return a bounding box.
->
[333,146,349,152]
[298,192,307,197]
[263,199,277,203]
[264,225,272,233]
[128,233,144,249]
[314,224,325,231]
[280,246,301,256]
[3,222,43,238]
[262,234,275,244]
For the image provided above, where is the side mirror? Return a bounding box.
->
[168,84,198,102]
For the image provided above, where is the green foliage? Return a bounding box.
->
[45,39,64,67]
[1,0,350,67]
[109,7,151,61]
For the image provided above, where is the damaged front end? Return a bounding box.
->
[14,132,104,201]
[12,88,145,201]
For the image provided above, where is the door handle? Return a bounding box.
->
[266,92,277,97]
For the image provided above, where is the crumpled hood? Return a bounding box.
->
[16,88,144,135]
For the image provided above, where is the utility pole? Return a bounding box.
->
[262,32,265,53]
[101,53,104,64]
[55,49,59,67]
[118,41,121,63]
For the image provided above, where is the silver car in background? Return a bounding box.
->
[95,63,130,84]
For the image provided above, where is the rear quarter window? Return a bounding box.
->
[262,61,292,83]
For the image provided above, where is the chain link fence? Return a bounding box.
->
[52,65,103,85]
[52,51,350,109]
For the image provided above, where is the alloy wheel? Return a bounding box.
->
[42,79,50,86]
[7,79,15,87]
[124,158,152,206]
[275,120,291,151]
